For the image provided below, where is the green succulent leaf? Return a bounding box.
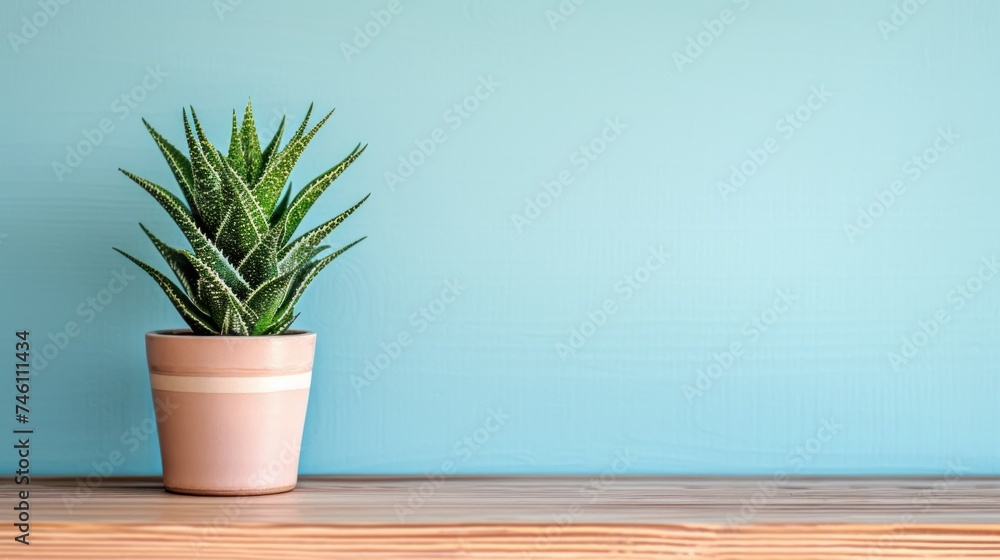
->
[253,109,334,215]
[142,119,195,210]
[263,312,300,335]
[240,99,264,182]
[188,252,257,335]
[272,236,366,324]
[261,115,286,168]
[227,110,247,180]
[271,183,292,226]
[114,248,218,335]
[236,221,284,287]
[190,107,228,174]
[279,143,366,243]
[139,224,200,302]
[118,101,366,335]
[182,109,224,231]
[278,194,369,274]
[290,103,314,144]
[245,266,301,334]
[301,245,331,266]
[119,169,249,296]
[214,150,267,259]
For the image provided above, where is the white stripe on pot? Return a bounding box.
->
[149,371,312,394]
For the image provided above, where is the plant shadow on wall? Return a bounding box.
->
[112,100,369,497]
[114,100,368,335]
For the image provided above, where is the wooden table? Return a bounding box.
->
[5,476,1000,559]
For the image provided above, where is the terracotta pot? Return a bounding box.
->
[145,329,315,496]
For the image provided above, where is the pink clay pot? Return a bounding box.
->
[145,329,315,496]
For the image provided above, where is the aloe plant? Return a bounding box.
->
[115,101,368,335]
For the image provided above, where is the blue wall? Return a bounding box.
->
[2,0,999,476]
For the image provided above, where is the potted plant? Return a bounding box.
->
[115,101,368,495]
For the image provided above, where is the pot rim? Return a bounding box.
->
[146,329,315,339]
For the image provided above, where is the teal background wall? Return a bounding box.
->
[2,0,999,476]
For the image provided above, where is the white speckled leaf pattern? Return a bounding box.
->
[139,224,202,309]
[118,169,249,295]
[279,143,366,244]
[227,110,247,180]
[271,237,366,327]
[271,183,292,226]
[290,103,314,144]
[182,109,224,232]
[278,194,369,274]
[246,267,299,334]
[189,253,256,335]
[215,149,267,259]
[113,249,218,335]
[253,110,334,214]
[237,222,283,287]
[142,119,195,210]
[260,115,286,169]
[116,102,368,335]
[240,100,264,182]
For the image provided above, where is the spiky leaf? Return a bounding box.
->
[187,252,257,335]
[263,312,300,335]
[114,248,218,335]
[253,110,334,214]
[214,150,267,259]
[261,116,286,168]
[139,224,200,302]
[271,183,292,226]
[290,103,313,144]
[240,100,264,182]
[119,169,249,295]
[236,221,284,287]
[117,102,367,335]
[278,194,369,274]
[279,144,366,242]
[190,107,228,173]
[227,110,247,179]
[272,237,366,323]
[142,119,195,210]
[182,109,224,231]
[246,266,300,334]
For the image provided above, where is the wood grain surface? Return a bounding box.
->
[4,476,1000,559]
